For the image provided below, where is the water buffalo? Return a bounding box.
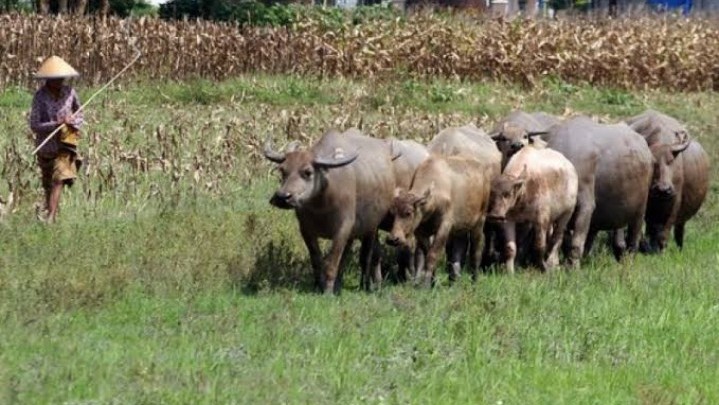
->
[543,116,653,264]
[625,110,711,252]
[487,144,578,273]
[489,110,561,168]
[264,128,396,294]
[387,153,493,286]
[425,125,502,274]
[384,138,430,281]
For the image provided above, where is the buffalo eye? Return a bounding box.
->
[301,168,314,179]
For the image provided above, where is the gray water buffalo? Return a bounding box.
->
[384,138,430,281]
[543,116,653,264]
[425,125,502,274]
[387,153,493,286]
[487,144,578,273]
[625,110,711,252]
[264,128,396,294]
[490,110,561,168]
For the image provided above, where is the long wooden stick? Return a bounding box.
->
[32,38,142,156]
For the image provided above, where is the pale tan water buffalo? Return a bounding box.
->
[543,117,653,264]
[625,110,710,252]
[386,153,492,286]
[487,111,562,267]
[487,145,578,273]
[425,124,502,275]
[384,138,430,281]
[264,128,396,294]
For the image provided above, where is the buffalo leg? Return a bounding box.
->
[568,197,595,268]
[359,233,382,292]
[423,222,452,288]
[674,222,685,250]
[502,222,517,275]
[611,229,627,261]
[651,223,671,253]
[480,222,499,270]
[445,233,467,283]
[300,226,325,291]
[584,227,599,256]
[335,243,355,294]
[371,234,383,288]
[395,247,412,283]
[469,221,485,281]
[323,225,353,295]
[414,236,429,281]
[625,213,644,255]
[546,211,572,270]
[533,220,549,271]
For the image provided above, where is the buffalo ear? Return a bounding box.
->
[513,166,528,192]
[414,183,433,207]
[518,165,528,179]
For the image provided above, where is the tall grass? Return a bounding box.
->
[3,13,719,90]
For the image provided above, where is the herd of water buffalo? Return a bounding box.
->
[262,109,710,294]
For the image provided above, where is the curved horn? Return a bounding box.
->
[674,130,689,143]
[313,149,359,168]
[671,139,691,156]
[286,140,302,153]
[526,130,548,138]
[263,137,286,164]
[489,131,503,140]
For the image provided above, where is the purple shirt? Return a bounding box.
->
[29,85,84,156]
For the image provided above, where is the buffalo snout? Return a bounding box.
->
[385,235,400,247]
[270,191,296,209]
[487,214,507,223]
[650,183,675,199]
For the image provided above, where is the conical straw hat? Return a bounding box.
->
[34,56,79,79]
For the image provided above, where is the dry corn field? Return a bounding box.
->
[3,13,719,90]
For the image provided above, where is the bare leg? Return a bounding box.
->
[47,181,63,223]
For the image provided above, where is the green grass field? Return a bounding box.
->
[1,75,718,404]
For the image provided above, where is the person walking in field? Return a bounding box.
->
[29,56,84,224]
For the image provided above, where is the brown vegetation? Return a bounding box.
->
[2,13,719,91]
